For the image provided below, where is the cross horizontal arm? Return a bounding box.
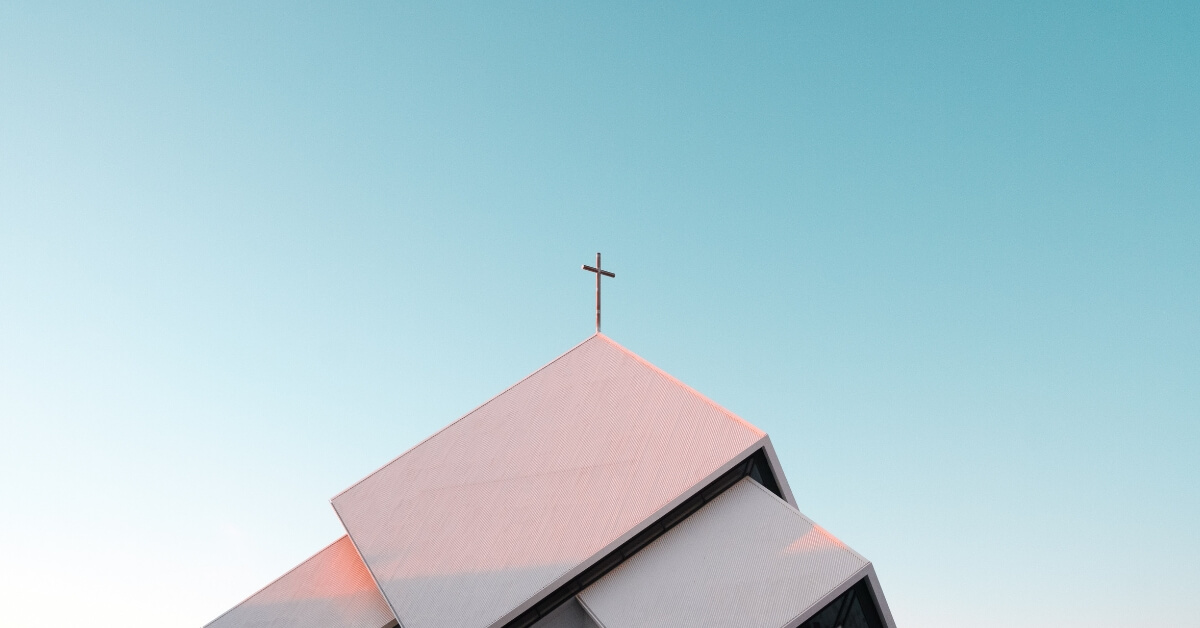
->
[582,265,615,278]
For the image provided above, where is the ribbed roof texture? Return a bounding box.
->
[205,535,395,628]
[332,334,766,628]
[578,478,869,628]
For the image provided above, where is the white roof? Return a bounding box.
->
[331,334,770,628]
[205,536,395,628]
[578,478,869,628]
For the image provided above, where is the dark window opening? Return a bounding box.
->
[745,447,782,497]
[797,577,886,628]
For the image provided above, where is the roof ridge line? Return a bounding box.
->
[330,333,604,503]
[594,334,765,437]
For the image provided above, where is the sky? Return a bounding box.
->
[0,2,1197,627]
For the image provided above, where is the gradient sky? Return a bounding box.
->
[1,3,1197,627]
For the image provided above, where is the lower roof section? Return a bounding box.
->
[578,478,874,628]
[205,536,395,628]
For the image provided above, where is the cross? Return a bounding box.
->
[582,252,615,333]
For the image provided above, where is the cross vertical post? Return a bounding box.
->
[582,252,615,333]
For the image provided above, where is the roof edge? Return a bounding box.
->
[781,562,876,628]
[203,535,379,628]
[759,436,796,507]
[330,333,603,503]
[742,478,872,567]
[332,333,766,505]
[594,333,765,438]
[862,563,898,628]
[336,503,404,628]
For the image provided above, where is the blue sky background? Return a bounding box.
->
[1,3,1197,626]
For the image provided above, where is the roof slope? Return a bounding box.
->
[332,334,766,628]
[205,535,395,628]
[578,478,868,628]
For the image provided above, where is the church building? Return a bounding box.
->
[206,334,897,628]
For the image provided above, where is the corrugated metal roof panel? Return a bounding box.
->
[205,535,395,628]
[578,478,869,628]
[332,334,765,628]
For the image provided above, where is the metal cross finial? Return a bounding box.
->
[582,252,615,333]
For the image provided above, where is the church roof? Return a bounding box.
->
[577,477,873,628]
[204,535,395,628]
[331,334,774,628]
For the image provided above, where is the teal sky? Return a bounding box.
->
[2,3,1197,626]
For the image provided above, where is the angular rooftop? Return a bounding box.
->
[332,334,781,628]
[206,334,894,628]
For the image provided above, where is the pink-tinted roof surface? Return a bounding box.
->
[332,334,767,628]
[578,478,874,628]
[205,535,395,628]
